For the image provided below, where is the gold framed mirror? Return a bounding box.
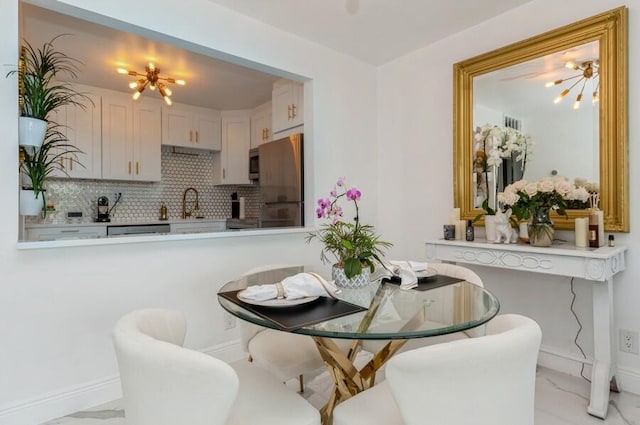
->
[453,7,628,232]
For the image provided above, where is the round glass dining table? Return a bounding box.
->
[217,266,500,425]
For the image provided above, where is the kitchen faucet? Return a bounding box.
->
[182,187,199,219]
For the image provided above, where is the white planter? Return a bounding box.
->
[19,116,47,148]
[332,265,371,289]
[20,189,44,216]
[484,215,498,242]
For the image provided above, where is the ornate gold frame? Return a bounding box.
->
[453,7,628,232]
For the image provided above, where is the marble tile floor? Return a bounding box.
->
[42,366,640,425]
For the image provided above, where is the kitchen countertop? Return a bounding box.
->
[25,217,228,228]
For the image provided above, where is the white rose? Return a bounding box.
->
[503,190,520,205]
[538,179,555,193]
[554,180,573,198]
[523,183,538,197]
[512,179,528,191]
[571,186,590,202]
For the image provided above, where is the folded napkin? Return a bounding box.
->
[380,260,431,290]
[241,272,340,301]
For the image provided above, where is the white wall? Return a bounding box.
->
[378,0,638,392]
[0,1,379,424]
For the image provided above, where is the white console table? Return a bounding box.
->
[425,238,627,419]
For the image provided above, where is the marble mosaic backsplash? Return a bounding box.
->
[28,146,259,224]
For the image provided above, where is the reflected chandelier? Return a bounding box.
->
[117,63,185,106]
[545,60,599,109]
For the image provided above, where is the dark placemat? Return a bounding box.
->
[382,274,464,291]
[219,290,367,331]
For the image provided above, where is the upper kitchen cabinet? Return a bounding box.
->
[213,110,251,185]
[162,103,221,150]
[250,101,272,148]
[272,80,304,134]
[101,90,161,182]
[49,88,102,179]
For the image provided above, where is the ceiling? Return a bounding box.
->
[21,1,532,110]
[207,0,532,65]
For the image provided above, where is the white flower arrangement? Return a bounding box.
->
[474,124,534,171]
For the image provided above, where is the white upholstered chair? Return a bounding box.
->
[113,309,320,425]
[333,314,542,425]
[240,265,350,391]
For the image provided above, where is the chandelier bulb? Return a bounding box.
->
[148,62,155,71]
[553,89,570,104]
[129,81,138,89]
[573,93,583,110]
[592,91,599,104]
[176,79,186,86]
[163,96,172,106]
[149,84,156,91]
[164,87,172,96]
[117,68,128,75]
[133,91,141,100]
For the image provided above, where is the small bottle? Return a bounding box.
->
[608,234,615,247]
[466,220,475,242]
[159,203,168,220]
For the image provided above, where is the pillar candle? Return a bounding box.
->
[589,209,605,247]
[450,208,461,224]
[574,217,588,248]
[455,220,466,240]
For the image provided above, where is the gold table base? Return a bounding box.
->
[312,336,407,425]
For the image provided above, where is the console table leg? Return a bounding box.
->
[588,278,615,418]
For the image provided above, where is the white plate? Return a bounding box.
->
[237,290,320,308]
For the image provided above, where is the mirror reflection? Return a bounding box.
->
[472,41,599,211]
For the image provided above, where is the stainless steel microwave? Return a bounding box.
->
[249,147,259,181]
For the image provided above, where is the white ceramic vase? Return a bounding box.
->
[331,265,371,288]
[20,189,44,216]
[19,117,48,148]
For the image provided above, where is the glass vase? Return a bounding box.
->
[332,265,371,288]
[528,207,554,247]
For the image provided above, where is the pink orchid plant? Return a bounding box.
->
[307,178,391,279]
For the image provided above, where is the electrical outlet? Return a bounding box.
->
[224,313,236,330]
[619,329,639,354]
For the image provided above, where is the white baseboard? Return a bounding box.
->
[0,339,243,425]
[538,345,640,396]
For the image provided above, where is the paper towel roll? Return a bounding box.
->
[239,197,246,219]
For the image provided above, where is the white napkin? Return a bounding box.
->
[381,260,431,290]
[241,272,339,301]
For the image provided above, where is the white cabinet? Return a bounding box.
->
[49,91,102,179]
[170,220,226,234]
[101,91,161,181]
[250,101,272,148]
[26,225,107,241]
[272,80,303,134]
[162,103,221,150]
[213,110,251,185]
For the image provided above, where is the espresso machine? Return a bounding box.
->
[96,196,111,222]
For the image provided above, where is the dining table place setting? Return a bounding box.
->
[377,260,464,291]
[218,272,367,331]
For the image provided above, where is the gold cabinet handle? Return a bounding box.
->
[189,130,193,142]
[136,162,140,175]
[195,131,199,143]
[291,104,297,118]
[128,161,132,174]
[287,105,292,120]
[223,168,226,179]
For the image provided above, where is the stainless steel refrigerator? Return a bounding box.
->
[258,133,304,228]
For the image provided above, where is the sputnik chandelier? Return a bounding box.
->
[117,63,185,105]
[546,60,599,109]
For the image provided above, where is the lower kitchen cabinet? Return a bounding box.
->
[101,90,161,181]
[170,220,226,234]
[213,110,251,185]
[26,225,107,241]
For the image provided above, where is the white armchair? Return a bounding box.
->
[334,314,542,425]
[239,265,350,391]
[113,309,320,425]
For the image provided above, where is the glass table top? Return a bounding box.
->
[217,266,500,340]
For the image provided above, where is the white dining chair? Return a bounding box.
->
[333,313,542,425]
[239,264,351,392]
[113,309,320,425]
